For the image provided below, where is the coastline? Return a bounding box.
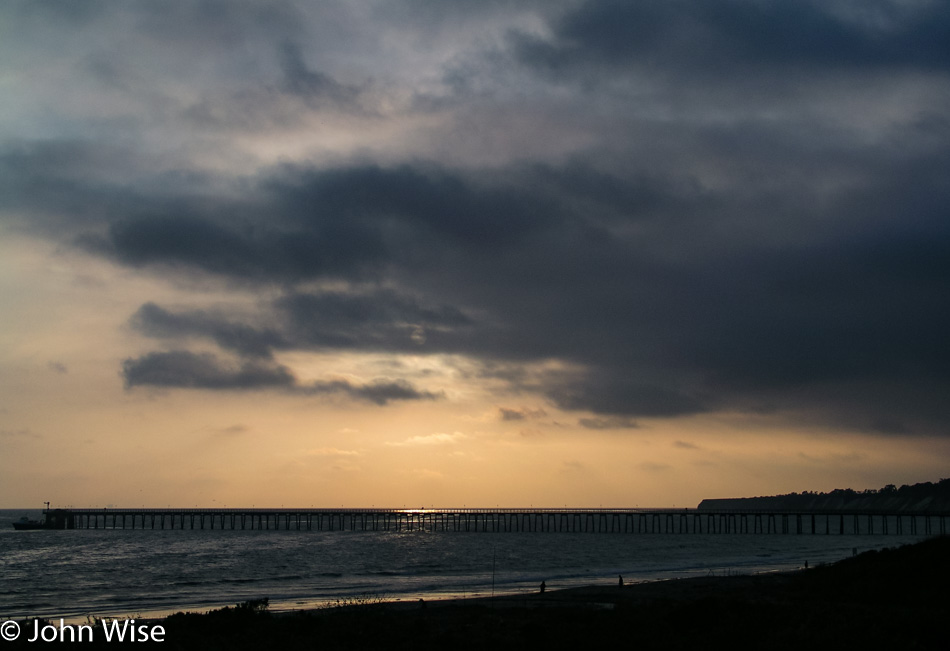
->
[45,563,808,626]
[4,513,922,623]
[9,536,944,649]
[163,535,950,649]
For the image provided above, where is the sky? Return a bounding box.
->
[2,0,949,509]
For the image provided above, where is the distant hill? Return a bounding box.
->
[698,478,950,511]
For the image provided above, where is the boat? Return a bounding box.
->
[12,515,47,530]
[11,502,50,530]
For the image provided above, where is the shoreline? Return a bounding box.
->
[29,560,813,626]
[3,519,924,624]
[7,537,947,648]
[169,537,948,650]
[44,575,735,625]
[273,570,795,615]
[6,564,807,628]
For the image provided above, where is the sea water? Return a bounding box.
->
[0,509,930,621]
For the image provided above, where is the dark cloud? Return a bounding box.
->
[513,0,950,79]
[130,288,472,358]
[277,289,471,352]
[76,150,950,431]
[131,303,287,359]
[7,0,108,24]
[551,376,707,418]
[121,350,440,405]
[278,41,362,107]
[131,0,305,49]
[304,379,443,406]
[499,407,547,421]
[108,216,259,274]
[55,162,564,283]
[99,213,386,282]
[578,417,639,430]
[499,407,526,421]
[263,163,565,251]
[682,235,950,391]
[122,351,295,390]
[0,141,146,230]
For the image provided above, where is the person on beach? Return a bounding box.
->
[540,581,546,594]
[619,574,623,587]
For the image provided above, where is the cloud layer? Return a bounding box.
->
[3,0,949,434]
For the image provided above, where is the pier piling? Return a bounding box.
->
[44,508,948,535]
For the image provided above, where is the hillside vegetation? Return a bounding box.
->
[698,478,950,511]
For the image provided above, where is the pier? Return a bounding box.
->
[41,507,949,534]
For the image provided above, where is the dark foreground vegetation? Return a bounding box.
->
[9,536,949,650]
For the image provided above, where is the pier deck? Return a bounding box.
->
[40,507,950,534]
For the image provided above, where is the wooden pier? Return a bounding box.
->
[42,507,950,534]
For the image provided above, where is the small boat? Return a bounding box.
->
[12,503,50,530]
[12,515,47,530]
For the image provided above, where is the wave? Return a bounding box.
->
[1,528,927,620]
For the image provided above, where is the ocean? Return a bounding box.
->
[0,509,931,622]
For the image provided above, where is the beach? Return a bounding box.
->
[6,515,904,622]
[8,536,946,649]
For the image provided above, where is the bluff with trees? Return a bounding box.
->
[698,478,950,511]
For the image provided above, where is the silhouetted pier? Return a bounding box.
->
[41,507,949,534]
